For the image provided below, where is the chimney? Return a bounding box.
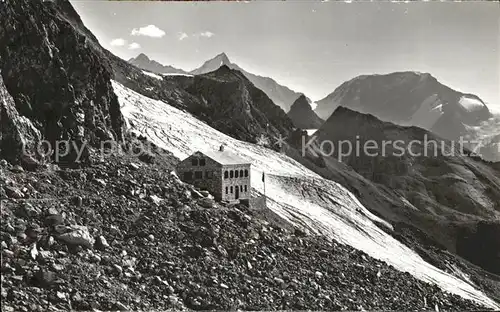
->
[219,145,225,152]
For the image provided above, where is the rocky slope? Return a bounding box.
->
[128,53,188,75]
[0,0,124,165]
[287,94,324,130]
[314,72,492,151]
[189,53,305,112]
[470,114,500,162]
[312,107,500,276]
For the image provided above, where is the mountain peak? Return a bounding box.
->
[215,52,230,64]
[189,52,305,112]
[290,94,311,110]
[134,53,150,62]
[287,94,324,129]
[314,71,490,137]
[190,52,232,75]
[297,94,308,102]
[129,53,188,75]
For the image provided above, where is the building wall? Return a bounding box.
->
[221,164,251,202]
[176,152,252,203]
[176,152,223,200]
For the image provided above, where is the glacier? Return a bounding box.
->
[113,80,499,310]
[141,70,163,80]
[459,95,486,112]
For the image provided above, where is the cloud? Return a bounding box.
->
[177,31,214,41]
[128,42,141,50]
[110,38,126,46]
[199,31,215,38]
[131,25,166,38]
[178,32,189,41]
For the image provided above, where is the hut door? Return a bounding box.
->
[235,186,240,199]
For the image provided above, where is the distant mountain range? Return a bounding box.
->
[287,94,324,130]
[128,52,305,112]
[129,53,188,75]
[314,72,492,143]
[130,56,498,161]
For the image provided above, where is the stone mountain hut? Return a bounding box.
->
[176,145,251,203]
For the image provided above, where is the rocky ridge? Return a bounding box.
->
[129,53,188,75]
[287,94,324,129]
[0,0,124,165]
[171,65,295,144]
[313,107,500,276]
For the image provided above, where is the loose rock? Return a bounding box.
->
[57,225,95,249]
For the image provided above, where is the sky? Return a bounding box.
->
[71,1,500,112]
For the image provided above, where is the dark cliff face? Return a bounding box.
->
[313,107,500,274]
[0,0,124,164]
[287,94,324,129]
[457,222,500,275]
[168,65,295,145]
[0,74,43,164]
[316,107,500,218]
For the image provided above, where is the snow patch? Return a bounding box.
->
[407,94,443,129]
[459,96,485,112]
[112,80,499,310]
[305,129,318,136]
[162,73,194,77]
[142,70,163,80]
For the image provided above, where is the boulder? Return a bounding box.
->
[198,197,215,209]
[95,235,110,250]
[200,190,211,197]
[191,189,204,199]
[15,203,40,217]
[4,186,23,199]
[57,225,94,248]
[129,163,140,171]
[149,195,163,206]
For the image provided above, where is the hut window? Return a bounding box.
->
[225,187,228,194]
[230,186,233,193]
[224,171,229,179]
[244,185,247,192]
[191,158,198,166]
[235,170,239,178]
[200,158,206,166]
[244,169,248,177]
[183,172,193,180]
[205,171,213,179]
[194,171,202,179]
[240,170,244,177]
[240,185,243,192]
[230,170,234,178]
